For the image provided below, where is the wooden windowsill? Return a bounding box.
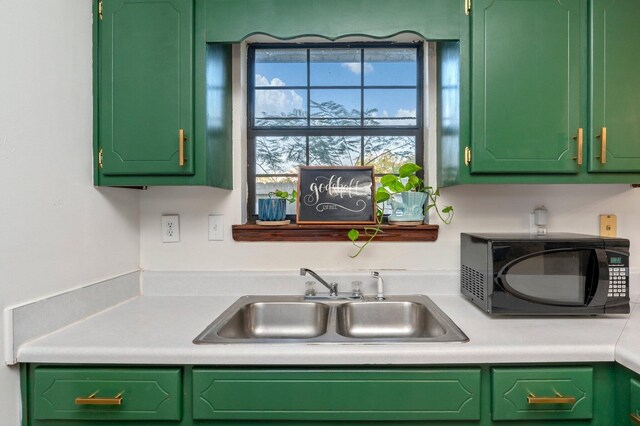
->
[232,222,439,242]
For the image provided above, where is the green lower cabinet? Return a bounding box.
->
[192,368,481,421]
[630,378,640,425]
[32,367,182,421]
[23,363,621,425]
[492,367,593,421]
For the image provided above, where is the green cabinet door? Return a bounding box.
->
[631,378,640,425]
[590,0,640,173]
[98,0,194,176]
[471,0,585,174]
[492,366,593,421]
[192,368,481,421]
[32,367,182,421]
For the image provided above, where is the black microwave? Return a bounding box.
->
[461,233,630,315]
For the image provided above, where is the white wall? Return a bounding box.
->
[140,184,640,271]
[140,44,640,271]
[0,1,140,424]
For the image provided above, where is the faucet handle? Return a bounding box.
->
[351,281,362,297]
[305,281,316,296]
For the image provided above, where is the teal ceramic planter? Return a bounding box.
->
[258,198,287,221]
[388,192,427,224]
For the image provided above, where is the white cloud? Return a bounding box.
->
[341,62,374,74]
[256,74,286,87]
[255,74,304,116]
[395,108,416,118]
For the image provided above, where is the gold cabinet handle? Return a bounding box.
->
[630,413,640,425]
[597,127,607,164]
[75,390,123,406]
[527,392,576,405]
[179,129,187,166]
[464,146,471,166]
[572,128,583,165]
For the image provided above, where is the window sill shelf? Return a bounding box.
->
[232,222,439,242]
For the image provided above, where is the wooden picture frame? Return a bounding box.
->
[296,166,376,224]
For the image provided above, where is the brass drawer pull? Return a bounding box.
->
[572,128,583,165]
[631,413,640,425]
[75,390,123,406]
[596,127,607,164]
[527,391,576,405]
[179,129,188,166]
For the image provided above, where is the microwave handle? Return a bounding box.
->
[587,248,610,306]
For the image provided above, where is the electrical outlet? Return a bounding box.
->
[208,215,224,241]
[162,215,180,243]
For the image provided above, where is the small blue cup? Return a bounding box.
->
[258,198,287,221]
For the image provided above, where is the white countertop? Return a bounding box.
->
[16,292,638,367]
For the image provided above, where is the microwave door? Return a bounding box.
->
[586,248,610,307]
[497,248,603,306]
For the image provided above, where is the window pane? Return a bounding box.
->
[310,89,361,126]
[364,48,417,86]
[310,49,361,86]
[255,49,307,87]
[364,136,416,174]
[309,136,361,166]
[254,89,307,126]
[255,177,298,215]
[364,89,417,126]
[256,136,306,174]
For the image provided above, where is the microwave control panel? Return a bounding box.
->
[608,264,628,299]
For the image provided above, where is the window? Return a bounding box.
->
[247,43,424,217]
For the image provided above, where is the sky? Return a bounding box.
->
[253,47,418,124]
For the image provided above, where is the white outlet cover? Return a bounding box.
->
[208,215,224,241]
[161,215,180,243]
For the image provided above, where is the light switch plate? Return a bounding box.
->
[208,215,224,241]
[162,215,180,243]
[599,214,617,237]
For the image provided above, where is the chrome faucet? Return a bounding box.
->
[299,268,338,297]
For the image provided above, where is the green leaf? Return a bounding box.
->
[442,206,453,213]
[390,180,406,193]
[380,174,398,187]
[347,229,360,242]
[375,187,390,203]
[398,162,422,178]
[406,175,422,191]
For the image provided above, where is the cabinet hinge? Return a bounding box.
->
[464,146,471,166]
[98,0,103,20]
[98,148,103,169]
[465,0,471,15]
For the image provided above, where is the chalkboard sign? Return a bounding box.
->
[296,166,376,224]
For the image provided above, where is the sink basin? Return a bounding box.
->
[194,295,468,344]
[336,301,446,338]
[217,301,329,339]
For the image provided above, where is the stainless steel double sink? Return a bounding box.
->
[193,295,468,344]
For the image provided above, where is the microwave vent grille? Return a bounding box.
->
[462,265,485,302]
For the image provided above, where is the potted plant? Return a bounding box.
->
[347,163,453,257]
[257,190,297,225]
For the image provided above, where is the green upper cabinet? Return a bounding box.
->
[590,0,640,173]
[470,0,585,174]
[94,0,233,188]
[98,0,194,177]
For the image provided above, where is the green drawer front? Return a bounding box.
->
[492,367,593,421]
[33,367,182,421]
[630,378,640,424]
[193,368,481,421]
